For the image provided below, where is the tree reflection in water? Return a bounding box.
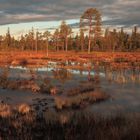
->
[52,68,72,83]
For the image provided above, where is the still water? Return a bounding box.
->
[0,60,140,115]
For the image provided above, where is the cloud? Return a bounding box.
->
[0,0,140,26]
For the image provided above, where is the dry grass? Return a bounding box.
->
[18,104,31,114]
[0,51,140,69]
[0,68,61,94]
[0,104,12,118]
[0,78,41,93]
[52,69,72,83]
[65,84,95,96]
[55,90,109,110]
[0,67,9,89]
[0,105,140,140]
[0,68,41,92]
[0,51,139,139]
[0,103,32,118]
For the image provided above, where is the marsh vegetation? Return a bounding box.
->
[0,6,140,139]
[0,103,140,140]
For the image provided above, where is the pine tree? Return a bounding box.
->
[79,29,85,51]
[80,8,102,53]
[43,30,51,56]
[60,21,72,52]
[53,29,60,51]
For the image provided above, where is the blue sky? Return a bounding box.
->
[0,19,79,37]
[0,0,140,36]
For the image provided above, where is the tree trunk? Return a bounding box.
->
[81,42,84,51]
[46,39,48,57]
[35,33,38,53]
[88,18,92,54]
[56,40,58,51]
[65,36,68,52]
[35,39,38,52]
[22,45,24,51]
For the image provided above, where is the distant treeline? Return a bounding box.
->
[0,8,140,53]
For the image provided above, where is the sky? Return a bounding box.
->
[0,0,140,37]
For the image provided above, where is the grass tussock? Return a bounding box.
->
[0,105,139,140]
[18,104,31,114]
[0,68,62,94]
[0,68,9,89]
[55,91,109,110]
[65,84,95,96]
[0,104,12,118]
[52,69,72,83]
[0,103,32,118]
[11,58,28,66]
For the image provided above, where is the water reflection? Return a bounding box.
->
[1,59,140,115]
[104,67,140,84]
[9,60,140,85]
[51,69,72,83]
